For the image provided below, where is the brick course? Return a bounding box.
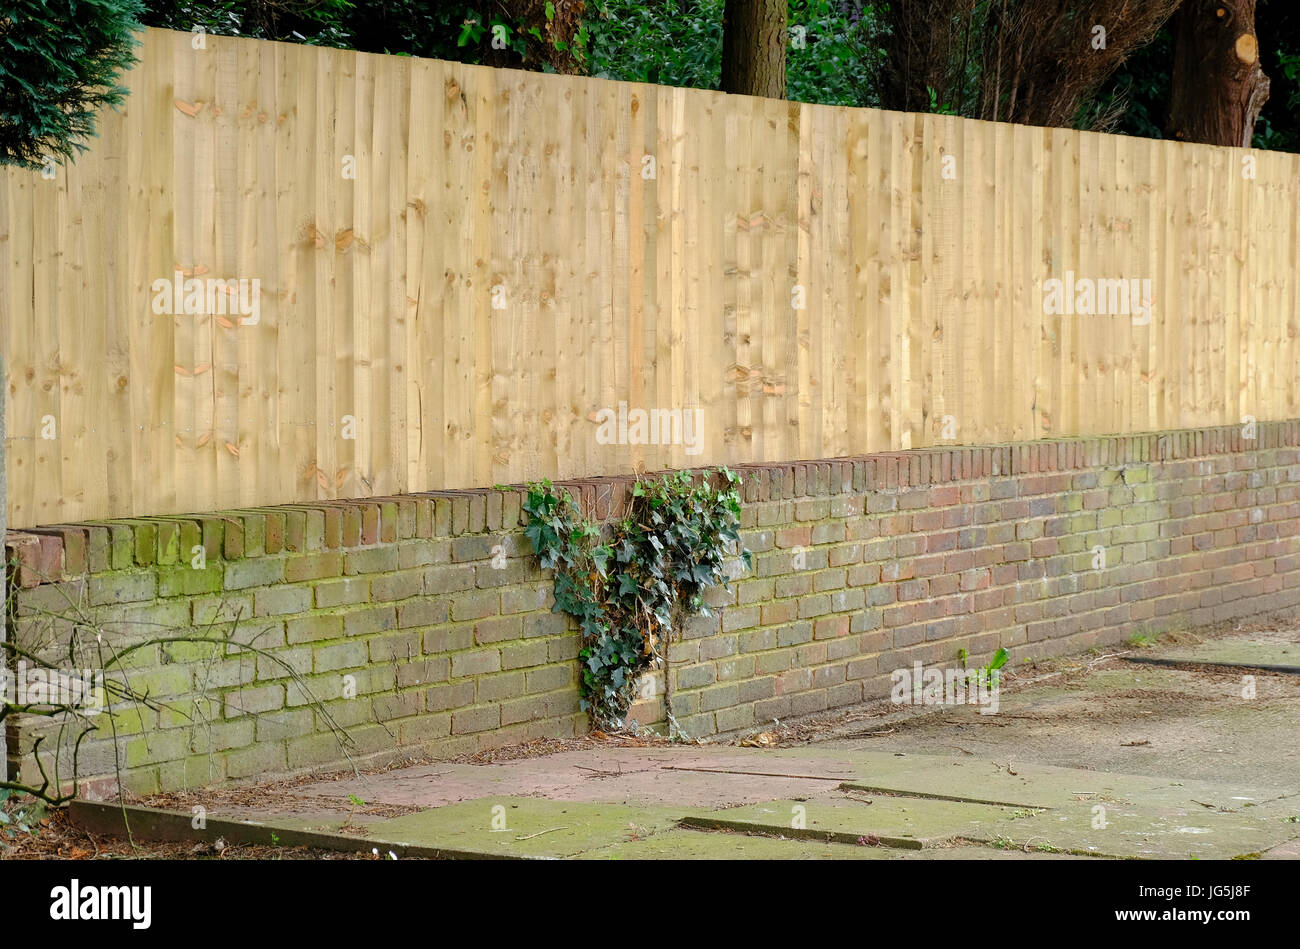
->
[5,420,1300,796]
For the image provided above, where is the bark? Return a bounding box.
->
[1167,0,1270,147]
[720,0,787,99]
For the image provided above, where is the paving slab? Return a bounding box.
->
[1153,635,1300,670]
[681,796,1019,849]
[358,797,701,859]
[678,789,1300,859]
[289,747,863,809]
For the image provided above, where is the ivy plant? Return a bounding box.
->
[522,467,751,733]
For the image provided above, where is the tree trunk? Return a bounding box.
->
[720,0,787,98]
[1167,0,1270,146]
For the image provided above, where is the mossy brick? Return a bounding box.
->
[318,505,343,549]
[304,507,327,549]
[701,634,738,661]
[129,663,193,699]
[451,590,499,621]
[255,707,316,742]
[548,636,580,662]
[414,499,436,539]
[236,512,268,558]
[223,619,287,653]
[432,497,452,536]
[398,597,450,629]
[674,663,716,690]
[253,586,311,617]
[525,664,572,693]
[124,730,192,768]
[474,615,523,645]
[122,521,158,566]
[359,504,380,545]
[286,613,345,644]
[452,703,501,735]
[283,552,344,583]
[223,683,285,718]
[468,494,487,533]
[193,718,255,753]
[501,584,552,614]
[452,535,495,562]
[15,578,87,615]
[345,546,400,575]
[334,506,360,547]
[486,490,504,530]
[192,593,254,626]
[158,564,225,597]
[191,653,256,690]
[224,557,285,590]
[798,594,831,618]
[477,670,526,703]
[226,740,288,779]
[220,516,244,559]
[281,732,341,770]
[284,509,308,552]
[451,649,501,677]
[380,501,401,543]
[255,646,313,680]
[397,656,450,688]
[370,569,424,602]
[502,491,522,529]
[424,563,475,594]
[102,524,134,569]
[425,680,476,712]
[699,683,739,713]
[499,693,552,726]
[314,641,368,673]
[397,539,450,569]
[158,636,222,664]
[715,703,756,733]
[343,604,397,637]
[162,519,200,564]
[476,558,540,588]
[814,569,846,592]
[423,625,474,653]
[88,570,157,606]
[448,496,469,535]
[721,606,759,632]
[501,640,550,670]
[314,576,370,608]
[368,631,421,664]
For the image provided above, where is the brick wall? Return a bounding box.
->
[5,420,1300,796]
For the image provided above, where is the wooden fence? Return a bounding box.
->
[2,27,1298,528]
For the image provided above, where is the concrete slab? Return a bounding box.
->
[360,797,700,859]
[680,796,1018,849]
[288,747,863,809]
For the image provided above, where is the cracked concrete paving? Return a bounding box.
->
[135,614,1300,859]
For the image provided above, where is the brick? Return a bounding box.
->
[363,569,421,602]
[283,552,344,583]
[343,604,397,637]
[451,590,499,621]
[451,649,501,678]
[254,586,312,617]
